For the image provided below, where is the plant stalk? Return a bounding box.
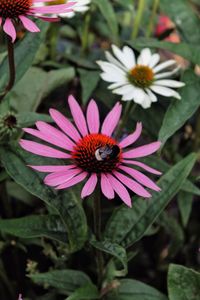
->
[116,102,137,139]
[146,0,160,38]
[131,0,145,39]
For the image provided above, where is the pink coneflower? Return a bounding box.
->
[20,96,161,207]
[0,0,75,42]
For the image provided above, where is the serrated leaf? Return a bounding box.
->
[159,70,200,145]
[0,215,67,243]
[0,144,88,252]
[104,153,196,248]
[168,264,200,300]
[107,279,167,300]
[30,270,92,296]
[128,38,200,65]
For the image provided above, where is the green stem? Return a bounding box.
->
[93,187,104,287]
[0,37,15,101]
[146,0,160,38]
[131,0,145,40]
[81,12,91,55]
[116,102,137,139]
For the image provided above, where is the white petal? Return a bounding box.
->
[153,60,176,73]
[146,88,158,102]
[148,53,160,68]
[112,44,135,69]
[113,84,134,95]
[123,46,136,67]
[137,48,152,65]
[105,51,127,70]
[154,66,180,79]
[154,79,185,88]
[150,85,181,99]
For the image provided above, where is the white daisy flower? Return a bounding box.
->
[35,0,91,18]
[97,45,185,109]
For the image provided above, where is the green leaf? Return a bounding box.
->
[78,69,100,105]
[104,153,196,248]
[159,70,200,145]
[0,215,68,243]
[177,191,193,227]
[168,264,200,300]
[90,239,127,276]
[0,144,88,252]
[17,112,52,128]
[128,38,200,65]
[160,0,200,44]
[30,270,92,296]
[0,21,48,92]
[93,0,119,42]
[66,283,99,300]
[107,279,167,300]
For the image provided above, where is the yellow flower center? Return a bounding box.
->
[128,65,154,88]
[0,0,32,18]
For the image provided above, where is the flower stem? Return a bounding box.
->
[131,0,145,39]
[0,37,16,101]
[146,0,160,38]
[116,102,137,139]
[93,187,104,287]
[81,12,91,54]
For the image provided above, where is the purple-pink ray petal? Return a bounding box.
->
[122,160,162,175]
[56,172,88,190]
[3,18,16,42]
[86,100,100,134]
[101,173,115,199]
[119,122,142,148]
[30,3,74,14]
[106,174,132,207]
[123,141,161,159]
[68,95,88,137]
[19,16,40,32]
[44,168,81,186]
[119,165,161,191]
[20,139,70,159]
[49,108,81,142]
[29,165,76,173]
[113,171,151,198]
[101,102,122,136]
[81,173,98,198]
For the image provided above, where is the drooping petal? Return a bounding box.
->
[20,139,70,158]
[29,165,76,173]
[153,60,176,73]
[154,79,185,88]
[113,171,151,198]
[56,172,88,190]
[119,165,161,191]
[101,102,122,136]
[123,141,161,159]
[3,18,16,42]
[107,174,132,207]
[122,160,162,175]
[68,95,88,136]
[101,173,115,199]
[119,122,142,148]
[81,173,98,198]
[86,100,100,133]
[44,168,81,186]
[19,16,40,32]
[150,85,181,100]
[49,108,81,142]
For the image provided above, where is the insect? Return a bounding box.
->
[95,144,120,161]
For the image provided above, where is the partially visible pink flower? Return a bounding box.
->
[20,96,161,207]
[155,14,180,43]
[18,294,23,300]
[0,0,75,42]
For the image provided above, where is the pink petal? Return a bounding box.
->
[119,165,161,191]
[113,170,151,198]
[36,121,75,150]
[100,173,115,199]
[107,174,132,207]
[101,102,122,136]
[20,139,70,158]
[123,141,161,159]
[119,122,142,148]
[86,100,100,134]
[123,160,162,175]
[49,109,81,142]
[68,95,88,137]
[44,168,81,186]
[81,173,98,198]
[0,17,2,26]
[29,165,76,172]
[30,2,74,14]
[56,172,88,190]
[3,18,16,42]
[19,16,40,32]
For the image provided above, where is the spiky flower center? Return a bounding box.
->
[71,133,122,173]
[128,65,154,88]
[0,0,32,18]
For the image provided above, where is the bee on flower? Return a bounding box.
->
[97,45,185,109]
[20,96,162,208]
